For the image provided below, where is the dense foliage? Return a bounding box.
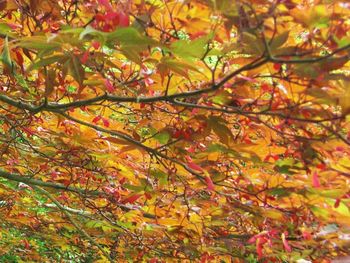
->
[0,0,350,262]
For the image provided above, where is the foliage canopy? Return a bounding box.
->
[0,0,350,262]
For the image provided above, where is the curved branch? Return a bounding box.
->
[0,57,269,112]
[270,44,350,64]
[0,168,99,195]
[171,99,344,124]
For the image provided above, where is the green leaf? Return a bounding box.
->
[208,116,234,145]
[79,25,100,39]
[17,36,61,51]
[310,205,330,220]
[27,55,67,71]
[294,64,320,78]
[107,27,157,49]
[85,220,121,231]
[154,132,170,144]
[61,27,84,34]
[0,37,13,71]
[0,23,13,37]
[67,85,77,93]
[311,6,329,28]
[241,32,264,55]
[334,36,350,48]
[150,169,168,185]
[275,158,295,167]
[15,74,29,91]
[206,143,227,153]
[309,188,346,199]
[270,31,289,52]
[120,47,142,64]
[85,220,103,228]
[274,165,292,174]
[268,187,292,198]
[206,143,240,157]
[211,91,232,105]
[214,0,238,16]
[68,55,85,86]
[158,57,201,79]
[79,25,106,43]
[44,69,56,96]
[170,35,210,59]
[123,184,145,192]
[330,199,350,217]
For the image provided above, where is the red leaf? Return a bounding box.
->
[312,172,321,188]
[261,83,270,92]
[118,12,130,27]
[191,108,199,115]
[273,63,282,71]
[248,231,267,244]
[15,51,24,68]
[144,192,152,200]
[102,24,113,32]
[105,11,119,24]
[335,146,345,152]
[183,130,191,140]
[50,171,59,179]
[272,155,279,161]
[187,162,203,171]
[172,130,181,138]
[92,41,100,49]
[61,180,71,187]
[122,194,142,204]
[281,232,292,253]
[92,116,102,124]
[22,239,30,249]
[105,79,115,93]
[95,13,105,23]
[334,198,341,208]
[204,176,215,191]
[102,118,110,127]
[98,0,113,11]
[81,51,89,64]
[256,237,267,259]
[187,146,195,153]
[316,163,327,170]
[316,73,325,82]
[189,31,206,40]
[302,231,312,240]
[119,177,126,184]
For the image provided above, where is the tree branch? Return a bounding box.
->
[33,186,113,262]
[0,169,156,219]
[0,169,99,195]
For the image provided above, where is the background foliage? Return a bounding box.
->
[0,0,350,262]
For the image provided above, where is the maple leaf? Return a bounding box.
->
[0,0,348,262]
